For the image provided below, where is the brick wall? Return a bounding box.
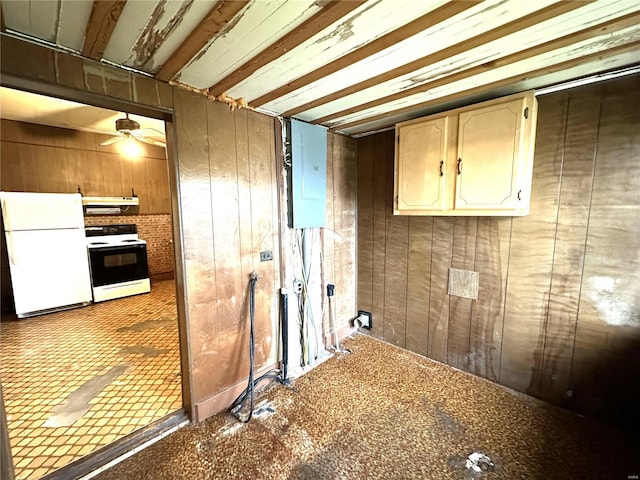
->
[84,214,174,280]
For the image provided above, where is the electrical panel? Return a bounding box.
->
[287,118,327,229]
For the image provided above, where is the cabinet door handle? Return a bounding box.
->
[457,158,462,175]
[517,189,522,201]
[439,160,444,177]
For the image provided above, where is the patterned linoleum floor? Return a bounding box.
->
[0,280,182,480]
[95,334,640,480]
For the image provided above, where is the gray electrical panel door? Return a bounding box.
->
[289,118,327,228]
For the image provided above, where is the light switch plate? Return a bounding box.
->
[448,268,479,301]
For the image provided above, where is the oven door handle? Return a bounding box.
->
[88,244,146,253]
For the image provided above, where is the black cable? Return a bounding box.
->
[231,274,293,423]
[298,291,305,366]
[281,290,289,383]
[232,370,281,409]
[231,272,259,423]
[247,272,256,422]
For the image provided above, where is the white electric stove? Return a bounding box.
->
[85,224,150,302]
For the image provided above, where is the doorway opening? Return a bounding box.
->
[0,86,185,480]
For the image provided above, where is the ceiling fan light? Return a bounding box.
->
[121,137,142,159]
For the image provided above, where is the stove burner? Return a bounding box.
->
[89,241,108,245]
[121,239,139,242]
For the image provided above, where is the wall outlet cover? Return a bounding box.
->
[357,310,372,330]
[260,250,273,262]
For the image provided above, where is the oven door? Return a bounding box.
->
[88,243,149,287]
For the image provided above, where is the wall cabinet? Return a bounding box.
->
[394,91,537,216]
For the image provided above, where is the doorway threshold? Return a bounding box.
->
[40,410,189,480]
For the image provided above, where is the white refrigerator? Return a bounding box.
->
[1,192,92,318]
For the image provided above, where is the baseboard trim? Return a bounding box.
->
[150,272,175,282]
[194,362,279,422]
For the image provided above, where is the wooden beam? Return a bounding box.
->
[82,0,128,60]
[208,0,365,96]
[333,40,640,133]
[285,1,588,118]
[249,0,481,107]
[314,9,640,124]
[156,0,250,82]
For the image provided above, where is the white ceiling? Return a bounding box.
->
[1,0,639,136]
[0,86,166,139]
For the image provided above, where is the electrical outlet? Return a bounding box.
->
[356,310,372,330]
[293,279,303,294]
[260,250,273,262]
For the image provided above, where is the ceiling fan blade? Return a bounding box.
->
[134,136,166,147]
[100,136,124,146]
[136,128,165,136]
[131,129,166,146]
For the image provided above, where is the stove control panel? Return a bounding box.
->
[85,224,137,237]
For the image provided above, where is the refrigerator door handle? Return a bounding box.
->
[6,232,17,266]
[1,198,10,231]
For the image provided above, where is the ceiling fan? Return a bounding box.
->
[100,113,166,148]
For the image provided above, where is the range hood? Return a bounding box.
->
[81,196,139,206]
[82,196,139,215]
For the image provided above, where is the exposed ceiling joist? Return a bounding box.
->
[129,1,195,71]
[335,40,640,133]
[249,0,482,107]
[314,9,640,124]
[2,0,639,138]
[284,1,586,118]
[82,0,127,60]
[156,0,250,82]
[208,0,366,96]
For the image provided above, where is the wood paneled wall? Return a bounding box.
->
[174,89,281,420]
[0,119,170,214]
[323,133,358,338]
[357,74,640,430]
[0,35,360,426]
[0,35,280,423]
[0,35,173,110]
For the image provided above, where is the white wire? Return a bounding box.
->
[277,116,292,167]
[317,229,328,337]
[297,229,312,364]
[290,225,332,366]
[299,228,321,362]
[292,229,306,365]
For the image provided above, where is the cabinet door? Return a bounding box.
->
[455,98,524,210]
[396,117,447,212]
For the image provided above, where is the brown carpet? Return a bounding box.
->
[95,334,640,480]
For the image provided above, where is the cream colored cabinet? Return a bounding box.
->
[394,91,537,216]
[396,116,447,212]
